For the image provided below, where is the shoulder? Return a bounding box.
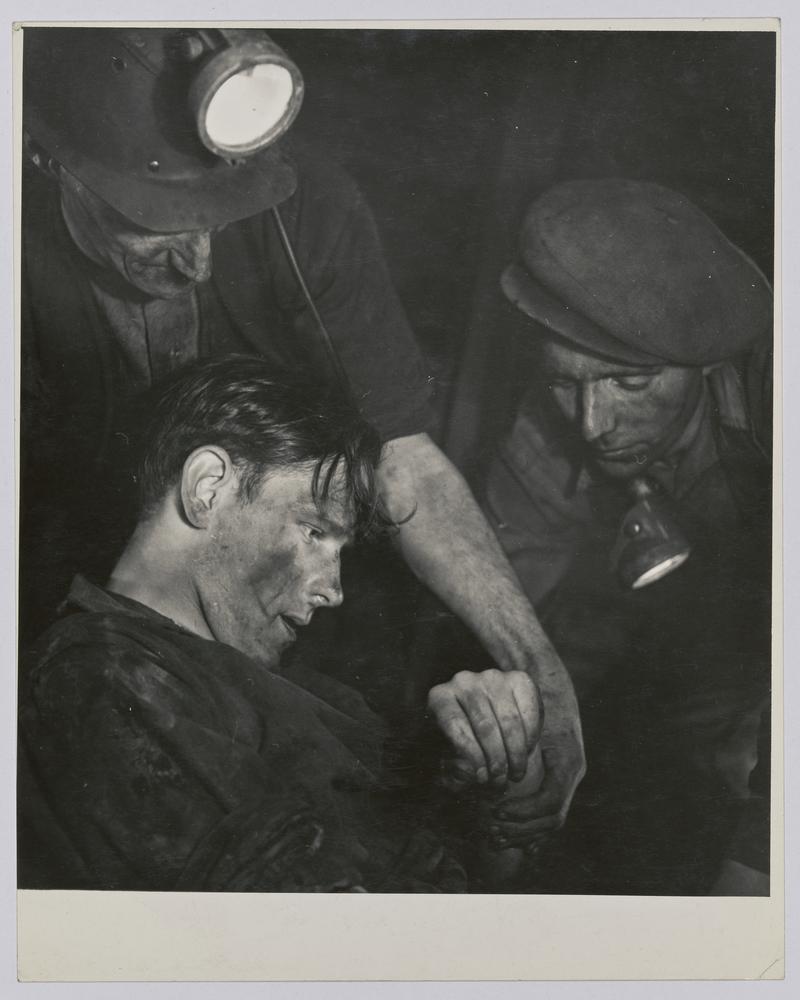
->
[484,388,593,536]
[284,140,367,211]
[22,610,198,724]
[22,607,275,750]
[217,143,373,274]
[271,140,378,255]
[492,391,581,495]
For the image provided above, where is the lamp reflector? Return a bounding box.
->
[203,63,295,154]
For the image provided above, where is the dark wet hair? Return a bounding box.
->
[137,355,389,539]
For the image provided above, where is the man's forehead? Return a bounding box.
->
[541,337,663,376]
[259,463,356,537]
[313,497,356,539]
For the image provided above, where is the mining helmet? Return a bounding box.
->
[23,26,304,232]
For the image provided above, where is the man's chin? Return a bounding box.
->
[124,266,197,300]
[589,453,650,480]
[133,279,197,300]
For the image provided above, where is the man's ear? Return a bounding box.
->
[180,446,237,528]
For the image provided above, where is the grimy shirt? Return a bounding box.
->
[18,577,466,893]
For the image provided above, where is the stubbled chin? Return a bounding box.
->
[592,457,649,480]
[125,264,196,299]
[133,278,196,299]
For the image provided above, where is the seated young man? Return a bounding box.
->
[18,356,541,892]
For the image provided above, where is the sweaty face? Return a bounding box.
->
[59,170,216,299]
[193,464,353,667]
[541,339,703,480]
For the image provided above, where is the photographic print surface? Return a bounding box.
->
[17,22,776,915]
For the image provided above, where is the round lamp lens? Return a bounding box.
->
[204,63,294,153]
[631,551,690,589]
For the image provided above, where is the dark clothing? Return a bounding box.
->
[18,578,465,893]
[20,146,433,640]
[484,353,772,893]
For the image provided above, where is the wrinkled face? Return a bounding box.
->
[194,464,353,667]
[59,169,216,299]
[541,339,703,480]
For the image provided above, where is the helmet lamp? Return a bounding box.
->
[188,29,304,159]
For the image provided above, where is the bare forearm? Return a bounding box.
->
[378,434,580,735]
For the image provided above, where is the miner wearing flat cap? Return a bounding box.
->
[484,178,773,895]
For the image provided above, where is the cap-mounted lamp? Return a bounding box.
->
[611,477,691,589]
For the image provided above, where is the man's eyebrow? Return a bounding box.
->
[544,365,662,379]
[302,504,355,541]
[606,366,662,376]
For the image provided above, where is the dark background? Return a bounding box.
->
[274,28,776,474]
[16,27,778,896]
[275,29,777,711]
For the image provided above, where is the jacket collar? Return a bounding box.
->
[64,575,192,635]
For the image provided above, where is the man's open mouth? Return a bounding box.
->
[279,614,311,641]
[279,615,297,640]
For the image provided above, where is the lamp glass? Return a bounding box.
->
[630,551,690,589]
[204,63,294,152]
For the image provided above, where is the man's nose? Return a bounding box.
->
[580,383,616,442]
[313,558,344,609]
[169,231,213,283]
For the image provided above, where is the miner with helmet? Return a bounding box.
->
[483,178,773,893]
[20,26,585,846]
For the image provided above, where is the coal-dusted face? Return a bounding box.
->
[541,338,703,481]
[59,169,216,299]
[192,462,353,668]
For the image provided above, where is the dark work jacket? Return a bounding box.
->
[485,357,772,892]
[18,578,466,893]
[20,146,433,641]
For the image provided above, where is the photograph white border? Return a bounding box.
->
[3,1,794,991]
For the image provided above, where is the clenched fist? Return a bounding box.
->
[427,668,542,789]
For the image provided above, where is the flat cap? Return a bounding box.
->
[502,178,773,365]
